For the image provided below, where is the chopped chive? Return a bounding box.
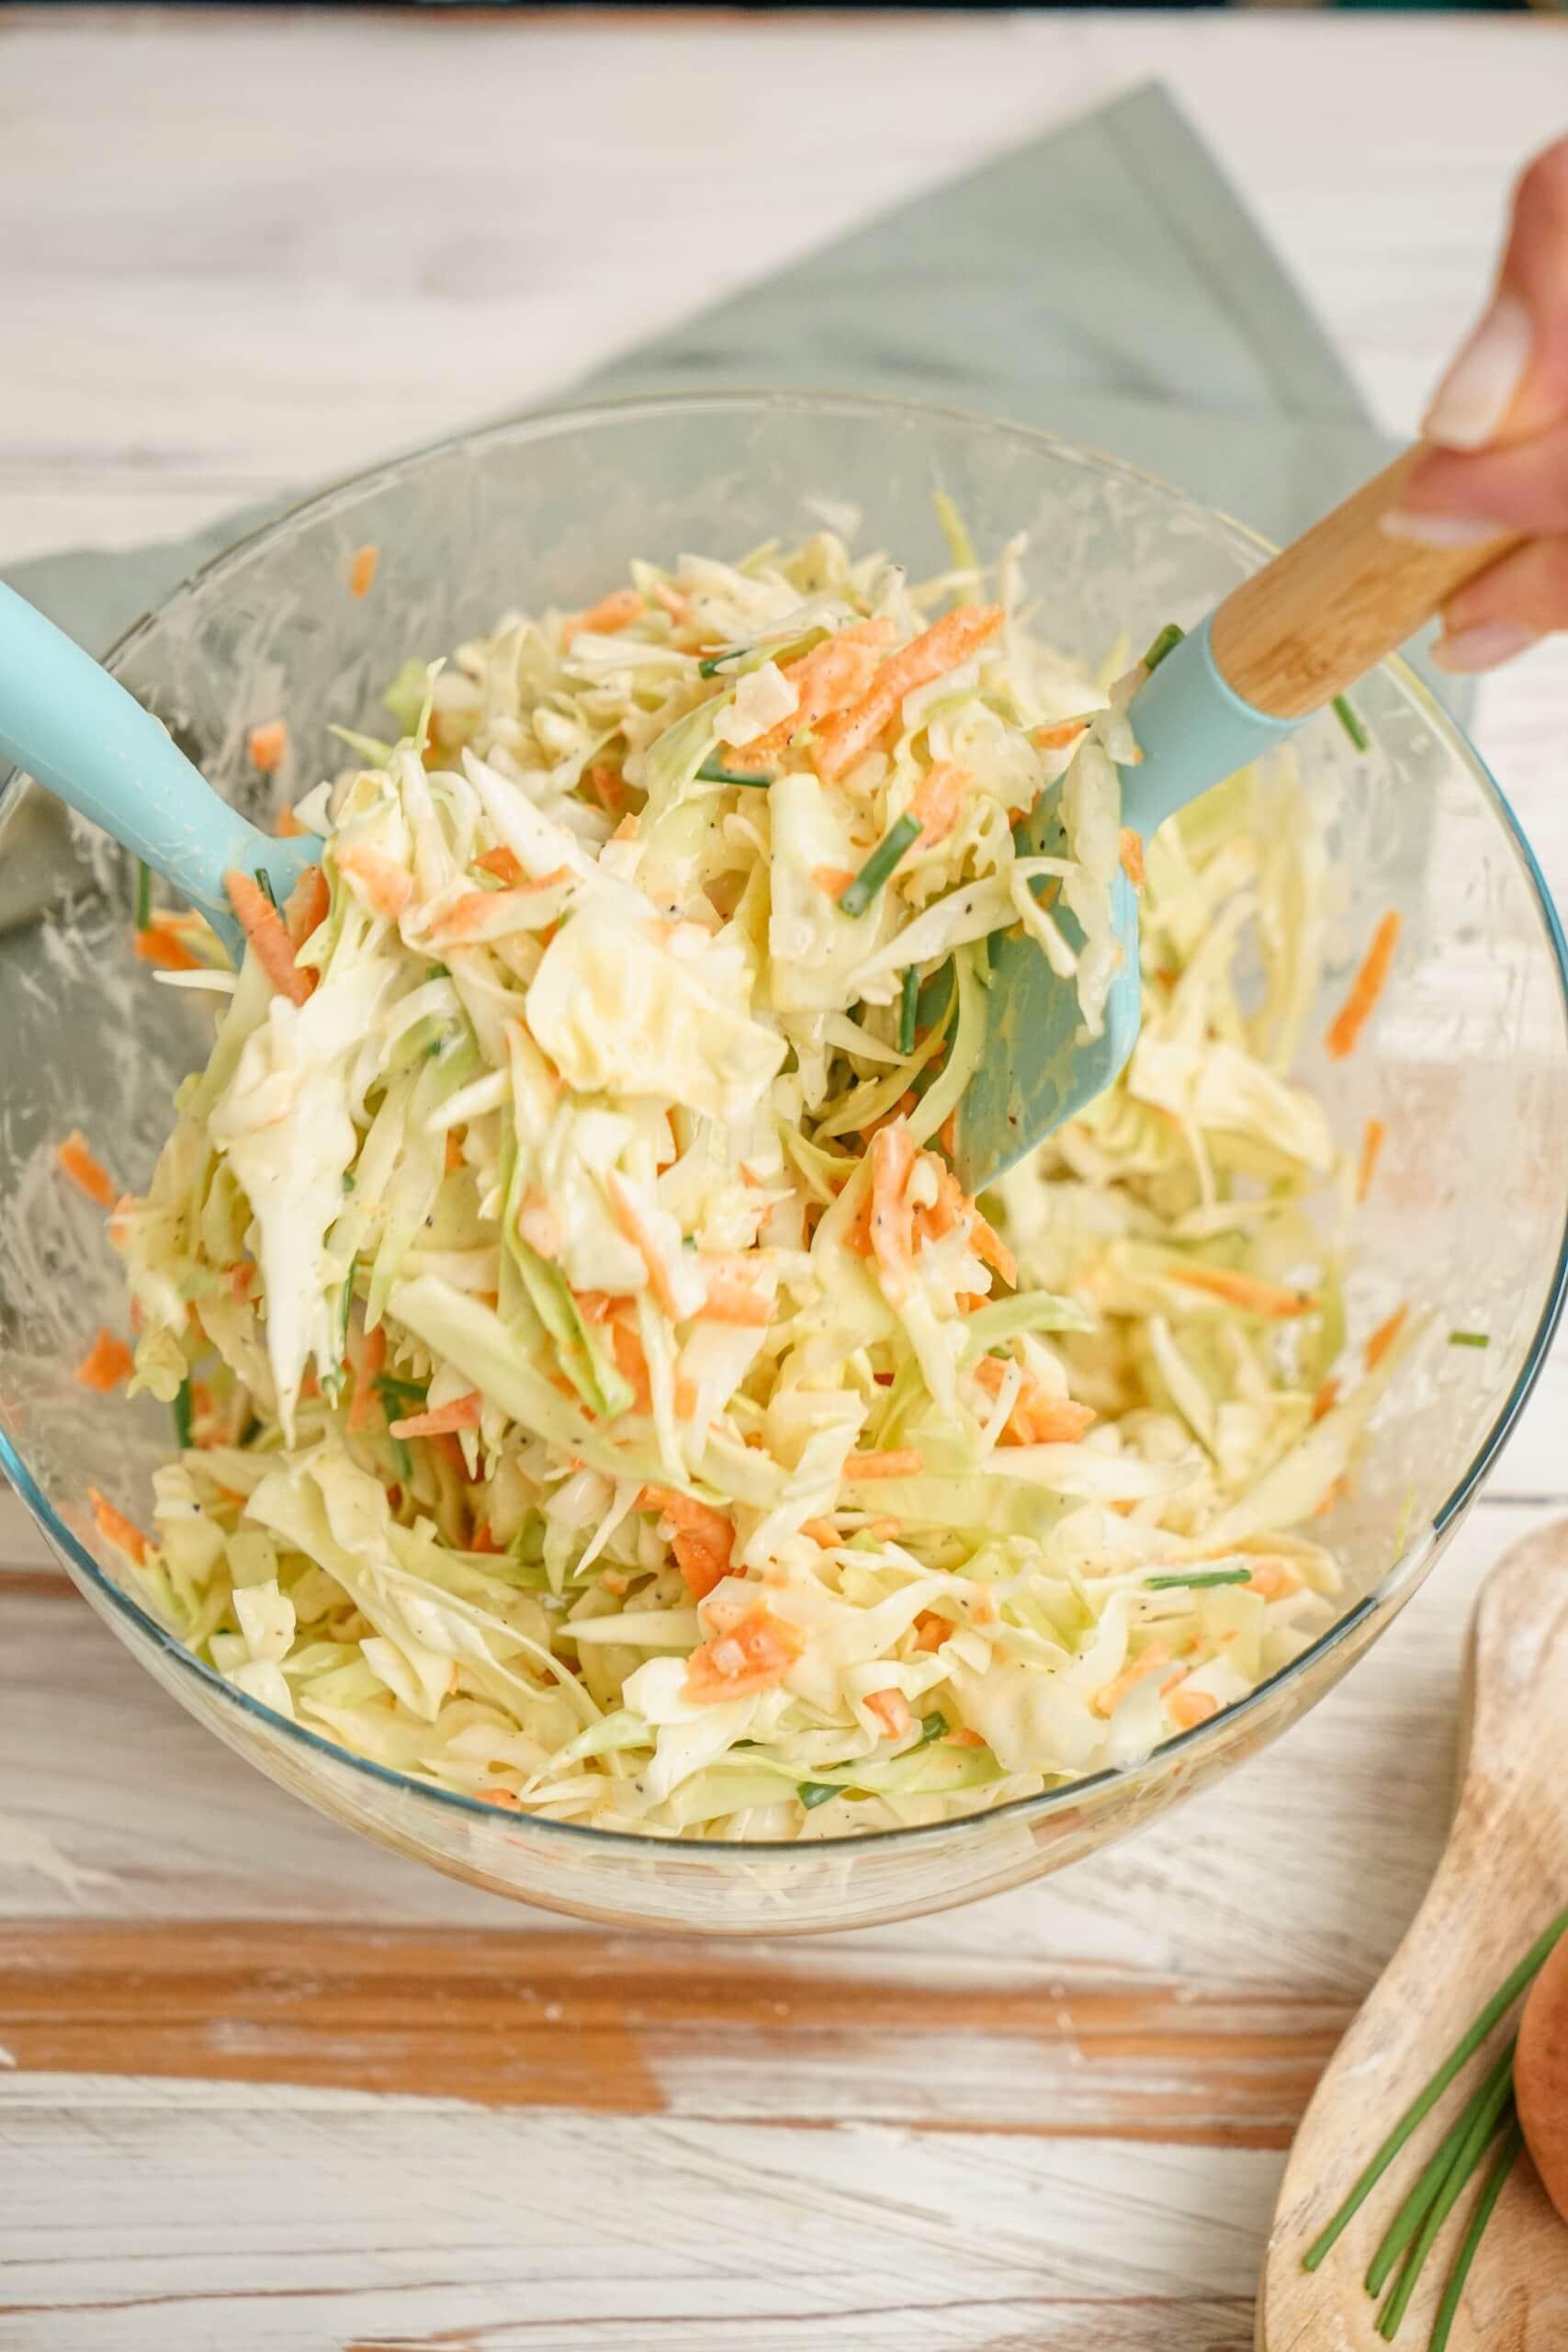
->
[376,1374,429,1406]
[840,815,921,918]
[798,1781,840,1810]
[1145,1567,1253,1591]
[1142,623,1185,674]
[389,1434,413,1481]
[1448,1329,1489,1349]
[1363,2036,1516,2295]
[699,647,744,678]
[1334,694,1371,753]
[1375,2052,1516,2338]
[1427,2119,1524,2352]
[254,866,278,910]
[1303,1905,1568,2271]
[172,1377,194,1451]
[695,757,773,787]
[898,967,919,1056]
[133,859,153,933]
[916,1712,948,1747]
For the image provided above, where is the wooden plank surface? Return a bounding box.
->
[3,10,1568,2350]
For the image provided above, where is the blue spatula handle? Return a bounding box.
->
[1119,617,1299,837]
[0,582,313,951]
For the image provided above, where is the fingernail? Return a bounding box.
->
[1431,622,1538,674]
[1382,510,1502,548]
[1423,292,1532,449]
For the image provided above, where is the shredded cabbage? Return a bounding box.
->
[102,526,1394,1840]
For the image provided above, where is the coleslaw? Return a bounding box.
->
[98,526,1391,1840]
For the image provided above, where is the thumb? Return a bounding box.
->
[1425,137,1568,452]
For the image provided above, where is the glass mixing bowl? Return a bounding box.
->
[3,392,1565,1935]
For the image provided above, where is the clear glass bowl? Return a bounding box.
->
[4,391,1565,1935]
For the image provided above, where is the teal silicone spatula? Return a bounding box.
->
[955,449,1521,1193]
[0,582,315,958]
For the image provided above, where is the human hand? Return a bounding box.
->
[1383,136,1568,673]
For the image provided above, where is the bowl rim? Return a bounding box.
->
[7,383,1568,1858]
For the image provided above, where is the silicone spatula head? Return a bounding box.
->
[0,582,314,958]
[953,449,1523,1195]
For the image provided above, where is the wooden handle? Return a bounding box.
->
[1210,448,1522,720]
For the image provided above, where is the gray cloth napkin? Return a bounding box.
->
[4,83,1414,679]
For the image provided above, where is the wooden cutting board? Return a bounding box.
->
[1258,1515,1568,2348]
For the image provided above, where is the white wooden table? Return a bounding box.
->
[3,11,1568,2346]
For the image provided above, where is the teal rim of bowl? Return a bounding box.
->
[3,387,1565,1858]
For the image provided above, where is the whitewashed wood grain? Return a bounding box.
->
[4,12,1568,2351]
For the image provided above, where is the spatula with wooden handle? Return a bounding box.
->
[1258,1516,1568,2349]
[956,448,1521,1192]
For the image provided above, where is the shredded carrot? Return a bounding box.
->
[587,761,626,814]
[846,1448,924,1480]
[649,580,693,627]
[470,1521,502,1555]
[812,605,1006,782]
[1365,1304,1407,1372]
[246,720,288,775]
[1356,1116,1387,1204]
[133,923,202,971]
[1245,1559,1303,1600]
[1312,1474,1351,1520]
[1311,1375,1340,1422]
[563,586,643,645]
[348,544,379,600]
[639,1484,734,1600]
[1034,718,1089,752]
[433,870,571,944]
[813,865,856,899]
[88,1487,150,1566]
[1091,1642,1171,1719]
[700,1261,771,1336]
[335,844,412,924]
[865,1688,913,1742]
[74,1329,135,1391]
[346,1322,388,1435]
[276,806,306,839]
[57,1130,117,1208]
[390,1393,483,1440]
[478,1785,521,1810]
[865,1516,901,1541]
[912,1611,952,1652]
[685,1604,805,1702]
[476,845,525,886]
[908,761,966,847]
[801,1519,840,1547]
[969,1210,1017,1290]
[1167,1262,1314,1319]
[605,1174,682,1320]
[731,617,893,771]
[1168,1686,1220,1731]
[610,1321,652,1414]
[972,1354,1097,1446]
[1118,827,1145,889]
[1325,910,1401,1060]
[285,864,330,951]
[445,1129,466,1177]
[868,1119,917,1284]
[223,869,314,1005]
